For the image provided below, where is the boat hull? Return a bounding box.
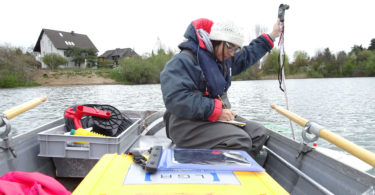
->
[265,129,375,194]
[1,111,374,194]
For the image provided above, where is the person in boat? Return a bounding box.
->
[160,18,280,158]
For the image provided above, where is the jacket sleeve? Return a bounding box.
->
[231,34,274,75]
[160,53,222,121]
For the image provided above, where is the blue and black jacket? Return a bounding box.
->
[160,18,274,121]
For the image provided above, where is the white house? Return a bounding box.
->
[33,29,98,69]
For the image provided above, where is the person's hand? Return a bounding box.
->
[270,19,281,39]
[219,109,236,121]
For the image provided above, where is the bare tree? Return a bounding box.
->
[253,25,269,69]
[254,25,268,38]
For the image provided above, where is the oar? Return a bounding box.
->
[271,104,375,168]
[0,96,46,157]
[3,96,47,120]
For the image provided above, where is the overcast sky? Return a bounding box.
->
[1,0,374,59]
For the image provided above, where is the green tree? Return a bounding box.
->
[353,50,373,76]
[363,50,375,76]
[336,51,347,76]
[42,53,68,70]
[368,39,375,51]
[342,57,356,76]
[65,47,97,67]
[309,48,336,77]
[262,49,289,75]
[350,44,364,55]
[323,48,337,76]
[292,50,309,74]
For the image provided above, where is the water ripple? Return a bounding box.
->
[1,78,374,155]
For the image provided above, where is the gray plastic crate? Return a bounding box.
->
[38,118,140,159]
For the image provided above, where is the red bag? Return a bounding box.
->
[0,171,70,195]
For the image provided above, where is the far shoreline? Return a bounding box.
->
[33,73,310,87]
[6,70,370,88]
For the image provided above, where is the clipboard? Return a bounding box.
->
[157,148,264,172]
[217,120,246,127]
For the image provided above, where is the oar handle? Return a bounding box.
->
[270,104,375,168]
[3,96,47,120]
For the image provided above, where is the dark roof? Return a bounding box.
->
[33,29,98,52]
[99,48,138,59]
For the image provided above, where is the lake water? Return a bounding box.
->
[1,77,375,174]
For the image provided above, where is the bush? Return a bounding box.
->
[232,65,261,80]
[0,46,40,88]
[42,53,68,70]
[307,71,323,78]
[118,48,173,84]
[119,56,158,84]
[22,53,42,69]
[0,71,39,88]
[96,68,125,82]
[98,59,114,69]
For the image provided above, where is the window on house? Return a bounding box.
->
[65,41,75,46]
[59,32,63,37]
[64,50,70,57]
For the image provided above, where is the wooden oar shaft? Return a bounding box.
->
[271,104,375,168]
[3,96,47,120]
[319,129,375,167]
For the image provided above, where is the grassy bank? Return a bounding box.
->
[0,72,40,88]
[28,68,308,87]
[29,68,120,86]
[0,46,40,88]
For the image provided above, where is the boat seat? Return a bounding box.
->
[131,134,175,152]
[132,111,176,151]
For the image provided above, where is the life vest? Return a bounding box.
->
[179,40,231,98]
